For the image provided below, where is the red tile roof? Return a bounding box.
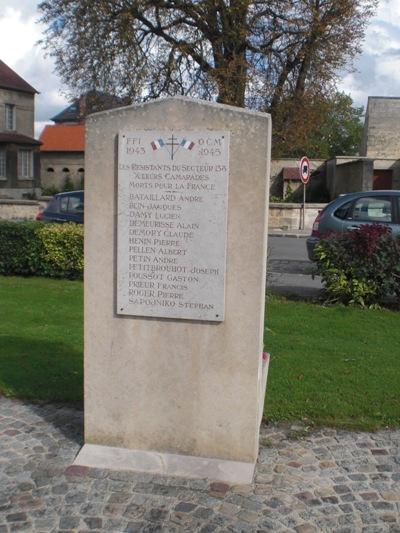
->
[0,132,40,145]
[0,60,38,94]
[39,124,85,152]
[283,167,301,180]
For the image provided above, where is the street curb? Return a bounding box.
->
[268,232,308,239]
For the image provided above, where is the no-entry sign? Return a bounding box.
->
[299,156,310,184]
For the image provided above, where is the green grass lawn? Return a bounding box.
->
[0,276,399,429]
[0,276,83,403]
[265,296,400,430]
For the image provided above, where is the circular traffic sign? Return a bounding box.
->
[299,156,310,184]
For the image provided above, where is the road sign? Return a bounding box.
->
[299,156,310,184]
[299,156,310,230]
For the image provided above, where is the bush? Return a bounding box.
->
[37,223,84,279]
[41,186,60,197]
[63,175,75,192]
[0,222,43,276]
[0,221,83,280]
[315,224,400,307]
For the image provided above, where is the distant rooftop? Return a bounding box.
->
[0,132,40,145]
[283,167,301,180]
[51,102,80,124]
[0,60,38,94]
[368,96,400,101]
[39,124,85,152]
[51,91,125,123]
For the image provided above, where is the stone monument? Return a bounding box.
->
[74,97,271,484]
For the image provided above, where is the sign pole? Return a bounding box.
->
[299,155,310,230]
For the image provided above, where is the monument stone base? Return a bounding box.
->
[73,444,255,485]
[82,97,271,484]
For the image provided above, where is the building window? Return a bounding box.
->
[5,104,15,130]
[0,150,6,178]
[18,149,33,179]
[78,167,84,188]
[46,167,54,172]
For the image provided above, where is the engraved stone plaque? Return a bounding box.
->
[117,130,229,321]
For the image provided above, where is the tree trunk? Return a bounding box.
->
[215,50,247,107]
[213,0,249,107]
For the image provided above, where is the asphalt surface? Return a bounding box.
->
[267,236,323,299]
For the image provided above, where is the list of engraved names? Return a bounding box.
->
[117,130,229,321]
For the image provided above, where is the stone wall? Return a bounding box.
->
[327,158,373,199]
[0,187,41,200]
[0,89,34,137]
[40,152,85,190]
[361,97,400,158]
[270,158,326,198]
[268,203,327,230]
[0,199,40,220]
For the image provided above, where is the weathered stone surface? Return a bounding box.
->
[361,492,380,501]
[84,97,271,470]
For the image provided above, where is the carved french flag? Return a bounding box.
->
[151,138,165,150]
[180,139,195,150]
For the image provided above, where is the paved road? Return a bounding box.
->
[1,397,399,532]
[269,235,310,262]
[267,236,323,298]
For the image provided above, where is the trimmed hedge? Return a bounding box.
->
[0,221,83,280]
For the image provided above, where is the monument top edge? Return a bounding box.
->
[86,95,271,122]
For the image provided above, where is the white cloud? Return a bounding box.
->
[374,0,400,25]
[363,23,400,55]
[35,120,51,139]
[0,7,39,65]
[376,56,400,80]
[339,73,369,107]
[338,0,400,108]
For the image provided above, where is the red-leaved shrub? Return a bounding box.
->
[314,224,400,307]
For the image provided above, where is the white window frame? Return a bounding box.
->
[18,149,34,179]
[0,150,6,179]
[5,104,15,131]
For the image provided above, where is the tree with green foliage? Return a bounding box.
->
[273,92,364,158]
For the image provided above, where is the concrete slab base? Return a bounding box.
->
[73,444,255,485]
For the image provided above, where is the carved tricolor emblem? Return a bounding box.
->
[150,138,165,151]
[180,139,195,150]
[150,134,195,160]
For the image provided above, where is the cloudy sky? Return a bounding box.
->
[1,0,400,138]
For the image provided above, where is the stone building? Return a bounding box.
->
[270,97,400,202]
[39,92,123,192]
[361,96,400,159]
[0,60,40,198]
[40,123,85,191]
[326,97,400,199]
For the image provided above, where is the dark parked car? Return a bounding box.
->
[37,191,84,224]
[307,190,400,260]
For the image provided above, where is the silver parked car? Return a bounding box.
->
[307,190,400,260]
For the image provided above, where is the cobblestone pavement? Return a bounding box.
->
[0,397,399,532]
